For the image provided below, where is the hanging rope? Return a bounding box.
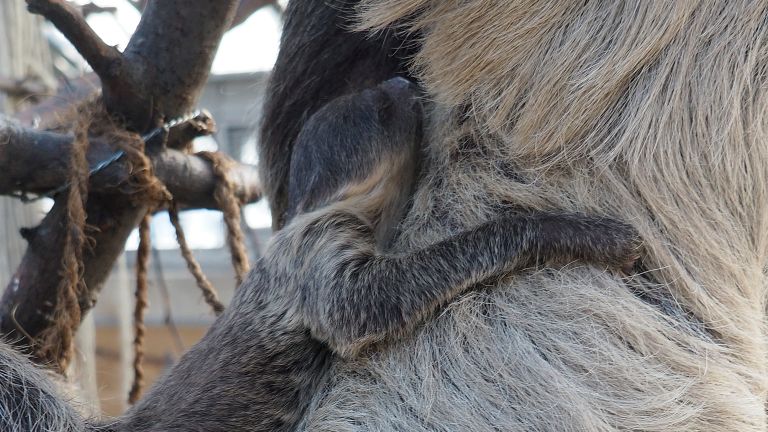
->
[128,213,152,404]
[24,95,254,404]
[198,151,250,287]
[168,201,225,315]
[111,118,174,405]
[85,106,172,405]
[34,101,93,374]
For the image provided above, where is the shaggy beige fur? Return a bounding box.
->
[298,1,768,430]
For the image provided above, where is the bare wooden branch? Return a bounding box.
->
[0,193,141,362]
[25,0,148,131]
[121,1,239,128]
[1,0,241,363]
[156,151,261,209]
[0,121,261,209]
[25,0,126,95]
[16,0,280,127]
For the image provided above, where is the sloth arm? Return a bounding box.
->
[300,211,639,358]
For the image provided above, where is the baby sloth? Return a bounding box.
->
[120,78,640,431]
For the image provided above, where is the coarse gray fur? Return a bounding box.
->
[294,2,768,431]
[0,78,638,431]
[0,342,95,432]
[116,78,638,431]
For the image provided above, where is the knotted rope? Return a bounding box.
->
[199,151,251,287]
[128,213,151,405]
[27,97,253,405]
[34,101,93,374]
[122,122,250,403]
[168,201,225,315]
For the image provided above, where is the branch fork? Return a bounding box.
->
[1,0,243,370]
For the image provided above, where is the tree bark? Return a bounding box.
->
[0,121,262,209]
[0,0,240,368]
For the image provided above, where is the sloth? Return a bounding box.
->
[0,77,638,432]
[118,77,640,431]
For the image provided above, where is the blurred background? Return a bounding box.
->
[0,0,284,416]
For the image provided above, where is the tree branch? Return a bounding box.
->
[0,122,261,209]
[25,0,125,95]
[155,151,261,209]
[152,149,261,210]
[1,0,241,364]
[121,1,239,128]
[1,193,141,360]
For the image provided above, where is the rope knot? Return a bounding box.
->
[29,95,252,405]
